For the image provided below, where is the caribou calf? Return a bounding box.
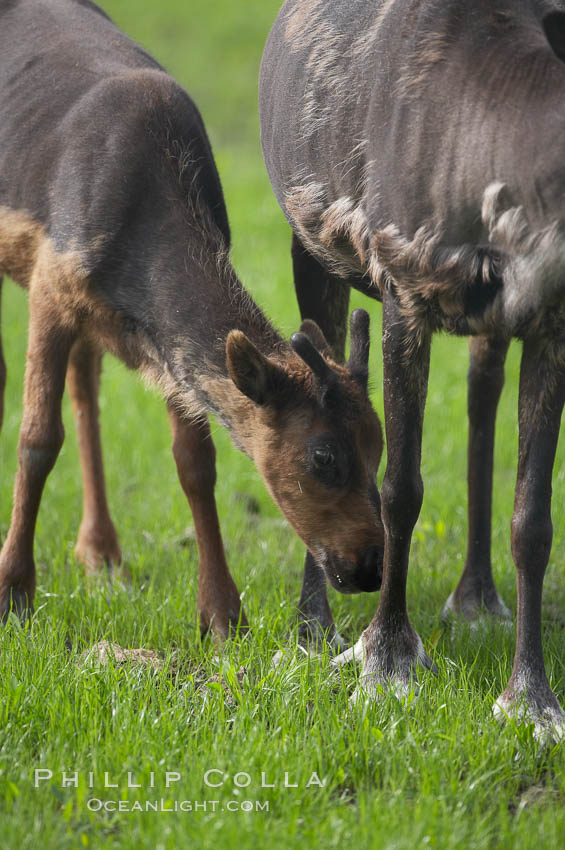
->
[260,0,565,738]
[0,0,385,638]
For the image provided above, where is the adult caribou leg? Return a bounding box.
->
[442,335,512,621]
[335,290,435,697]
[66,339,125,581]
[292,234,350,360]
[292,234,350,651]
[0,284,76,619]
[168,405,248,640]
[493,336,565,741]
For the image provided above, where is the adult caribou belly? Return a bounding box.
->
[282,175,507,331]
[282,181,384,301]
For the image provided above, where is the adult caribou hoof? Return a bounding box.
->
[332,622,437,704]
[441,585,512,626]
[298,617,347,655]
[0,587,33,624]
[493,681,565,744]
[271,624,346,669]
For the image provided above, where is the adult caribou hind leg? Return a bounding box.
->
[66,339,126,583]
[493,335,565,741]
[292,234,350,361]
[335,289,435,698]
[0,283,76,620]
[168,405,248,640]
[443,335,512,622]
[292,234,350,651]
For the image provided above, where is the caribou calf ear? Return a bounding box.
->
[543,11,565,62]
[299,319,332,357]
[226,330,285,406]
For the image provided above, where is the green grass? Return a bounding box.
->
[1,1,565,847]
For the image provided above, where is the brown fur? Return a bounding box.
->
[0,1,385,635]
[0,207,45,286]
[0,207,158,371]
[203,350,384,566]
[169,408,247,637]
[0,199,384,629]
[0,207,172,605]
[0,277,5,431]
[253,370,383,563]
[66,339,124,576]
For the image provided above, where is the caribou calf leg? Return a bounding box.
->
[0,288,76,619]
[494,338,565,741]
[66,339,125,581]
[335,291,435,697]
[168,407,248,639]
[0,278,5,432]
[443,335,511,622]
[292,234,350,650]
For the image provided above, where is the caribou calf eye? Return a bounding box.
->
[313,447,334,467]
[308,440,348,488]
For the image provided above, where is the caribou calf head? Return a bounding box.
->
[226,309,384,593]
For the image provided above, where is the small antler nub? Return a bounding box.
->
[347,309,370,389]
[290,331,337,393]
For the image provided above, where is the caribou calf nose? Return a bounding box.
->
[356,545,383,592]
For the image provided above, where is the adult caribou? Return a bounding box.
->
[0,0,386,638]
[260,0,565,738]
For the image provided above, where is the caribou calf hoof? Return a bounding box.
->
[333,622,436,706]
[493,680,565,744]
[75,530,130,586]
[0,586,33,624]
[81,557,132,592]
[198,606,249,642]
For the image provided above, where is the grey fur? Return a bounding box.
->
[261,0,565,341]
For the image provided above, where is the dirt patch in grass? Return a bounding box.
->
[508,780,565,814]
[79,641,168,672]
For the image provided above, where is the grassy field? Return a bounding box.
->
[1,1,565,847]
